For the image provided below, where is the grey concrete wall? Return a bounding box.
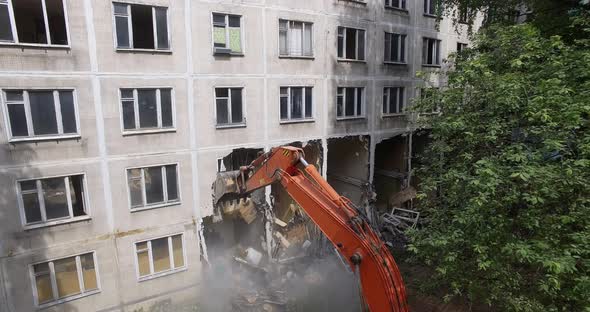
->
[0,0,475,311]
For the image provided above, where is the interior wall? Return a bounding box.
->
[326,136,370,207]
[374,135,408,211]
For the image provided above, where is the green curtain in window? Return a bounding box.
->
[229,27,242,52]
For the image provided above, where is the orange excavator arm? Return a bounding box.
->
[214,146,409,312]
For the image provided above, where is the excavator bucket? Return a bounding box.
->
[212,170,241,206]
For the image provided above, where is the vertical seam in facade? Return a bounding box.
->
[185,0,200,222]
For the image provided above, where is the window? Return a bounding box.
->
[280,87,313,122]
[0,0,69,46]
[120,88,174,132]
[422,37,441,66]
[127,164,179,210]
[135,234,185,280]
[18,175,88,228]
[424,0,439,15]
[385,0,407,10]
[212,13,242,55]
[458,5,471,23]
[31,252,99,307]
[279,20,313,57]
[384,32,406,63]
[336,87,364,119]
[215,88,244,127]
[2,89,79,141]
[337,27,365,61]
[383,87,405,115]
[456,42,468,53]
[113,2,169,50]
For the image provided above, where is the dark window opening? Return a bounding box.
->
[131,5,154,49]
[12,0,68,45]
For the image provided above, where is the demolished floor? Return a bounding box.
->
[198,135,432,311]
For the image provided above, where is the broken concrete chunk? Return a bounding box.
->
[245,247,263,266]
[274,217,287,227]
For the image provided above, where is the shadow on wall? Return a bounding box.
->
[0,142,80,312]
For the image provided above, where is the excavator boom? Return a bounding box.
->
[213,146,409,312]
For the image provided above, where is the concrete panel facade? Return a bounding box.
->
[0,0,474,311]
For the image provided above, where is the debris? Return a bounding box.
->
[245,247,263,266]
[238,198,257,224]
[274,232,291,248]
[274,218,287,227]
[388,186,417,207]
[285,224,308,245]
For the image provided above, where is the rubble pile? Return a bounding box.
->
[203,190,354,312]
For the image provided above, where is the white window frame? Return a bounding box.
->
[278,19,314,58]
[337,26,366,62]
[133,233,187,281]
[111,2,171,52]
[385,0,407,10]
[126,163,181,212]
[118,87,176,135]
[336,87,365,120]
[1,88,81,142]
[384,32,407,64]
[16,173,91,230]
[422,37,441,66]
[0,0,71,48]
[29,251,101,308]
[214,87,246,128]
[279,86,314,123]
[424,0,438,16]
[382,86,406,116]
[211,12,244,55]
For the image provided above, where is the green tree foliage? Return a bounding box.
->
[408,21,590,311]
[439,0,583,39]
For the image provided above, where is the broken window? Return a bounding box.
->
[18,174,87,227]
[127,164,179,210]
[279,20,313,57]
[383,87,405,115]
[385,0,406,10]
[337,26,365,61]
[384,32,406,63]
[280,87,313,121]
[212,13,242,55]
[113,2,169,50]
[31,252,98,307]
[422,37,441,66]
[135,234,185,279]
[215,87,244,127]
[0,0,69,46]
[120,88,174,132]
[3,89,78,141]
[423,0,439,15]
[337,87,364,119]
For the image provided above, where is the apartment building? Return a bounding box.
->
[0,0,470,311]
